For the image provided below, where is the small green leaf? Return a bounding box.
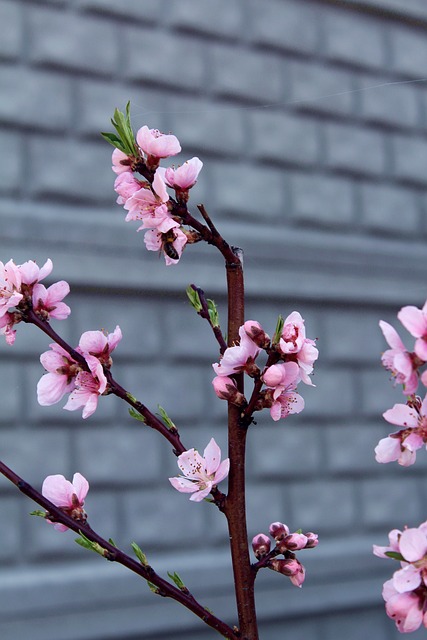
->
[100,131,127,152]
[147,581,160,594]
[273,314,284,344]
[186,285,202,312]
[108,538,117,547]
[131,541,149,566]
[128,407,146,423]
[296,528,303,534]
[30,510,46,518]
[207,299,219,327]
[157,405,176,430]
[385,551,405,561]
[75,532,108,557]
[167,571,186,591]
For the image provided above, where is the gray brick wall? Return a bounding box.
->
[1,0,427,639]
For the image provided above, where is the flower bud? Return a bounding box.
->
[270,558,299,576]
[243,321,270,349]
[269,521,290,541]
[252,533,271,559]
[304,532,319,548]
[262,365,283,388]
[212,376,246,406]
[277,533,308,553]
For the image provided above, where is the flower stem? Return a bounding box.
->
[0,459,239,639]
[224,250,259,640]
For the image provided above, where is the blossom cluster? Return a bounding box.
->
[252,521,318,588]
[37,326,122,419]
[169,438,229,502]
[376,301,427,466]
[374,522,427,633]
[212,313,318,422]
[0,258,70,344]
[112,125,202,265]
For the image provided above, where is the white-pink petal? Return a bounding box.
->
[383,403,418,428]
[399,528,427,562]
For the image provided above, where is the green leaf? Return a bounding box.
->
[157,405,176,430]
[108,538,117,547]
[131,541,148,566]
[100,131,127,153]
[385,551,405,561]
[272,314,284,344]
[167,571,186,591]
[207,298,219,327]
[75,532,108,557]
[128,407,146,423]
[186,285,202,312]
[30,510,46,518]
[147,581,160,594]
[296,528,303,534]
[102,102,136,157]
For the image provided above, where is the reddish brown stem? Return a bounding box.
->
[0,460,238,640]
[223,251,259,640]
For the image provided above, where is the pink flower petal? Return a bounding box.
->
[393,564,422,593]
[398,306,427,338]
[399,528,427,562]
[383,404,418,428]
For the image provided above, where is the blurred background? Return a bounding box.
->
[1,0,427,638]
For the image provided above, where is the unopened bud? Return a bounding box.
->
[269,522,290,541]
[252,533,271,559]
[212,376,246,406]
[243,321,270,349]
[304,532,319,548]
[270,558,300,576]
[277,533,308,552]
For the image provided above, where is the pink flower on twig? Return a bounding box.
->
[136,126,181,161]
[379,320,418,395]
[42,472,89,532]
[375,395,427,466]
[169,438,229,502]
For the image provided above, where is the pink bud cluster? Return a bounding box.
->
[376,301,427,466]
[0,258,70,344]
[37,326,122,419]
[169,438,229,502]
[374,522,427,633]
[112,126,203,265]
[42,472,89,532]
[252,522,318,588]
[212,313,318,422]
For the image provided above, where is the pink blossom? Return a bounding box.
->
[144,227,188,265]
[0,259,23,319]
[136,126,181,160]
[112,148,133,174]
[169,438,229,502]
[0,312,17,345]
[42,472,89,532]
[37,343,79,406]
[63,363,107,419]
[19,258,53,285]
[383,580,424,633]
[279,311,306,354]
[78,325,122,368]
[379,320,418,395]
[376,396,427,466]
[398,302,427,362]
[160,157,203,190]
[212,325,260,377]
[263,362,299,398]
[32,281,71,321]
[114,172,142,205]
[269,388,304,421]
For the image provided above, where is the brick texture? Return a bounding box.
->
[1,1,427,639]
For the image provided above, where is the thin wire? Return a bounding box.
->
[131,77,427,118]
